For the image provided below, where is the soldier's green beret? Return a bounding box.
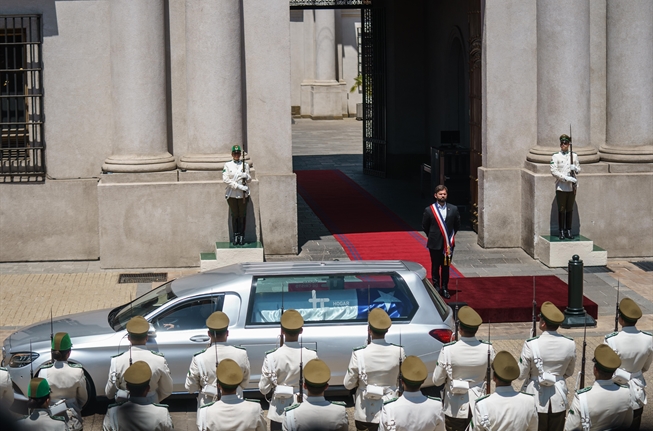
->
[231,145,242,153]
[458,306,482,330]
[28,378,51,398]
[217,359,243,387]
[401,356,428,385]
[540,301,564,325]
[206,311,230,331]
[126,316,149,337]
[304,359,331,387]
[492,351,519,382]
[619,297,642,323]
[124,361,152,386]
[559,134,571,143]
[593,344,621,373]
[368,308,392,333]
[52,332,72,351]
[281,309,304,332]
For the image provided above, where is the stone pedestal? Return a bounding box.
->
[535,235,607,267]
[200,242,264,272]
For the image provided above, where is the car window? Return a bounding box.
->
[151,295,224,331]
[110,281,177,330]
[422,278,449,321]
[247,273,417,325]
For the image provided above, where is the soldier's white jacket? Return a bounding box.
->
[0,367,14,406]
[343,339,406,424]
[564,380,634,431]
[17,409,70,431]
[604,326,653,407]
[379,391,444,431]
[37,361,88,415]
[223,159,251,199]
[432,336,495,419]
[282,396,348,431]
[550,150,580,192]
[198,394,266,431]
[470,386,538,431]
[104,346,173,403]
[259,342,318,423]
[185,342,251,408]
[518,331,576,413]
[102,397,173,431]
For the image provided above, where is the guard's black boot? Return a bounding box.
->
[565,212,574,239]
[558,212,566,240]
[559,230,565,240]
[564,230,575,240]
[238,218,247,245]
[232,218,240,246]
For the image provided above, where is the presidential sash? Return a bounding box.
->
[430,204,455,266]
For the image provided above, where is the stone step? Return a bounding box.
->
[535,235,608,268]
[199,241,264,272]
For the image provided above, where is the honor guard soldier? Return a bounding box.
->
[198,359,266,431]
[260,310,318,430]
[471,351,538,431]
[518,301,576,431]
[105,316,173,403]
[432,305,495,431]
[604,297,652,430]
[343,308,406,431]
[564,345,635,431]
[186,311,251,426]
[36,332,87,430]
[379,355,445,431]
[223,144,252,246]
[103,361,174,431]
[0,365,13,407]
[550,134,580,240]
[18,378,70,430]
[283,359,348,431]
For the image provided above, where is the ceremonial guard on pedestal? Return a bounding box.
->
[223,144,251,246]
[550,134,580,240]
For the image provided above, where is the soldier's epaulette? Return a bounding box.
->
[69,363,83,368]
[265,347,278,355]
[331,401,346,406]
[642,331,652,337]
[353,345,367,351]
[153,403,169,408]
[40,363,54,369]
[150,350,165,357]
[51,415,67,422]
[560,334,573,341]
[245,398,261,403]
[107,402,123,409]
[390,343,403,348]
[0,367,6,372]
[383,397,398,405]
[284,403,301,412]
[305,346,317,352]
[520,391,534,396]
[199,401,215,409]
[111,351,126,358]
[427,396,441,402]
[475,394,490,403]
[527,336,539,342]
[479,340,492,345]
[604,332,618,339]
[576,386,592,394]
[233,345,247,351]
[193,349,207,357]
[443,340,457,347]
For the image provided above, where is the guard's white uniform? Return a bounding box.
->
[564,380,634,431]
[518,331,576,413]
[379,391,445,431]
[104,346,173,403]
[223,159,251,199]
[198,394,266,431]
[432,337,495,419]
[102,397,174,431]
[0,366,14,406]
[282,396,348,431]
[259,342,318,423]
[17,409,69,431]
[343,340,406,424]
[470,386,538,431]
[38,361,88,414]
[550,150,580,192]
[604,327,653,408]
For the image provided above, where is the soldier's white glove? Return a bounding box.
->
[236,184,249,192]
[565,176,577,184]
[570,165,579,173]
[236,172,247,180]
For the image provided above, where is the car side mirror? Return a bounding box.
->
[148,323,157,338]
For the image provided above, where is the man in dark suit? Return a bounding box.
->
[422,185,461,299]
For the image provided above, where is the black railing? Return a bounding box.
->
[1,15,44,181]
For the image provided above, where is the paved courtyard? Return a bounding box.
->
[0,118,651,429]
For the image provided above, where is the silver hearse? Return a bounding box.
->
[2,261,454,403]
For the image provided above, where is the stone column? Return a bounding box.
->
[300,10,316,117]
[178,0,244,170]
[600,0,653,162]
[527,0,599,163]
[103,0,176,173]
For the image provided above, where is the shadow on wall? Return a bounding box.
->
[2,0,59,37]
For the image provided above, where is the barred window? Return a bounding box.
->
[1,15,44,181]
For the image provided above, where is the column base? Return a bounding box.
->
[177,153,239,171]
[102,153,176,173]
[599,145,653,163]
[527,146,600,164]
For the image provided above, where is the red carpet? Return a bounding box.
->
[446,276,598,323]
[295,170,463,279]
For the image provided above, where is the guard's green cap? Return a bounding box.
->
[126,316,149,337]
[619,297,642,323]
[280,309,304,332]
[368,308,392,333]
[217,359,243,388]
[458,306,482,330]
[401,355,428,385]
[206,311,229,331]
[28,378,51,398]
[231,145,242,153]
[540,301,564,325]
[560,134,571,143]
[52,332,72,351]
[124,361,152,386]
[492,351,520,382]
[304,359,331,387]
[593,344,621,373]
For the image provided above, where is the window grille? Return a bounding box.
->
[1,15,44,181]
